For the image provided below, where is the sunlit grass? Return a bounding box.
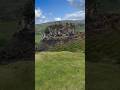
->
[35,51,85,90]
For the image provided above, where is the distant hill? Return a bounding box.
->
[36,20,85,26]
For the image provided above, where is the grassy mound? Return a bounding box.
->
[35,51,85,90]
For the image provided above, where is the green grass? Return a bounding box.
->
[76,25,85,32]
[86,62,120,90]
[35,51,85,90]
[0,61,34,90]
[35,32,42,45]
[49,39,85,52]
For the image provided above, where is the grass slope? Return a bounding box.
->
[35,51,85,90]
[49,39,85,52]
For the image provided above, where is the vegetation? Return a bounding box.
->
[0,61,34,90]
[86,62,120,90]
[49,39,85,52]
[35,20,85,90]
[35,51,85,90]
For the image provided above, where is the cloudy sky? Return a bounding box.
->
[35,0,85,24]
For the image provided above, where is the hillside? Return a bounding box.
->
[35,20,85,51]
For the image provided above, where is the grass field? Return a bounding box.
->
[0,58,119,90]
[0,61,34,90]
[86,62,120,90]
[35,51,85,90]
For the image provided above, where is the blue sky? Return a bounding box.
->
[35,0,85,24]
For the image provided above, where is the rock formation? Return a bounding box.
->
[36,23,85,51]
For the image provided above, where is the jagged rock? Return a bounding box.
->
[36,23,85,51]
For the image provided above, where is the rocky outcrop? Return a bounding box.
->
[36,23,85,51]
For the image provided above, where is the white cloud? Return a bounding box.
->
[64,11,85,20]
[35,8,42,18]
[35,11,85,24]
[54,17,62,21]
[35,4,85,24]
[67,0,85,10]
[67,0,75,3]
[35,8,47,24]
[66,0,85,20]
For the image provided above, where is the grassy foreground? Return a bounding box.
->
[35,51,85,90]
[86,62,120,90]
[0,61,34,90]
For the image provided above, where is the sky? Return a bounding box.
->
[35,0,85,24]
